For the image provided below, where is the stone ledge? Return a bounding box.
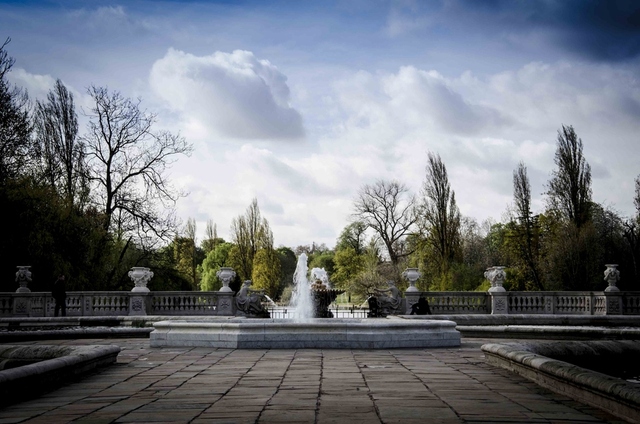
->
[150,317,461,349]
[482,341,640,424]
[0,344,121,406]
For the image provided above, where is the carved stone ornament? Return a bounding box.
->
[216,267,236,293]
[15,266,32,293]
[129,267,153,292]
[402,268,421,292]
[604,264,620,292]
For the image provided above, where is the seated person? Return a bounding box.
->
[410,297,431,315]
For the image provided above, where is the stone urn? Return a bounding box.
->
[216,267,236,292]
[488,266,506,292]
[402,268,421,292]
[129,267,153,292]
[15,266,32,293]
[604,264,620,292]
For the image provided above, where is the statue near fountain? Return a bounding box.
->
[235,280,270,318]
[368,281,402,317]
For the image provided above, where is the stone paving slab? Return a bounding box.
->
[0,338,630,424]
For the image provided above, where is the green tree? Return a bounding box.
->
[510,162,543,290]
[546,125,592,229]
[420,152,462,279]
[276,246,297,300]
[199,242,233,291]
[252,247,281,298]
[230,198,274,280]
[336,221,367,254]
[332,246,365,291]
[348,241,384,302]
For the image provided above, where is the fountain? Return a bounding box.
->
[150,255,461,349]
[290,254,345,319]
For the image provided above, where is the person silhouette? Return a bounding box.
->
[52,274,67,317]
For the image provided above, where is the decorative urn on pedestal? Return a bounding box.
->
[129,267,154,292]
[402,268,421,292]
[604,264,620,292]
[216,267,236,292]
[15,266,32,293]
[488,266,506,292]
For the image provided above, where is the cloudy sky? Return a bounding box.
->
[3,0,640,248]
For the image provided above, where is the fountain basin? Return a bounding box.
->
[150,317,460,349]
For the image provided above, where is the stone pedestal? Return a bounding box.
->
[405,292,421,314]
[12,294,31,317]
[217,292,235,316]
[604,291,623,315]
[129,293,150,316]
[490,291,509,314]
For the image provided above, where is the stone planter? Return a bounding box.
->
[216,267,236,292]
[604,264,620,292]
[15,266,32,293]
[129,267,153,292]
[402,268,421,292]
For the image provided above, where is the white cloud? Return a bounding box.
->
[150,49,305,141]
[7,68,56,101]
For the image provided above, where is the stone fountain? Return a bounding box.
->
[290,254,344,319]
[150,255,460,349]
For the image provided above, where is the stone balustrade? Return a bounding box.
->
[0,291,235,318]
[1,289,639,318]
[404,290,640,316]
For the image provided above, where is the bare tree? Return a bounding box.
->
[623,175,640,284]
[353,179,418,267]
[82,85,192,244]
[546,125,592,228]
[421,152,461,273]
[201,220,219,254]
[34,79,88,206]
[0,38,32,183]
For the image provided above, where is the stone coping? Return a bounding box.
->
[405,314,640,326]
[482,340,640,424]
[0,344,121,406]
[150,316,461,349]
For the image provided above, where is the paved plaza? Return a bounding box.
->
[0,338,628,424]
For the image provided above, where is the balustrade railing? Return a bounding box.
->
[1,290,638,318]
[417,292,489,314]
